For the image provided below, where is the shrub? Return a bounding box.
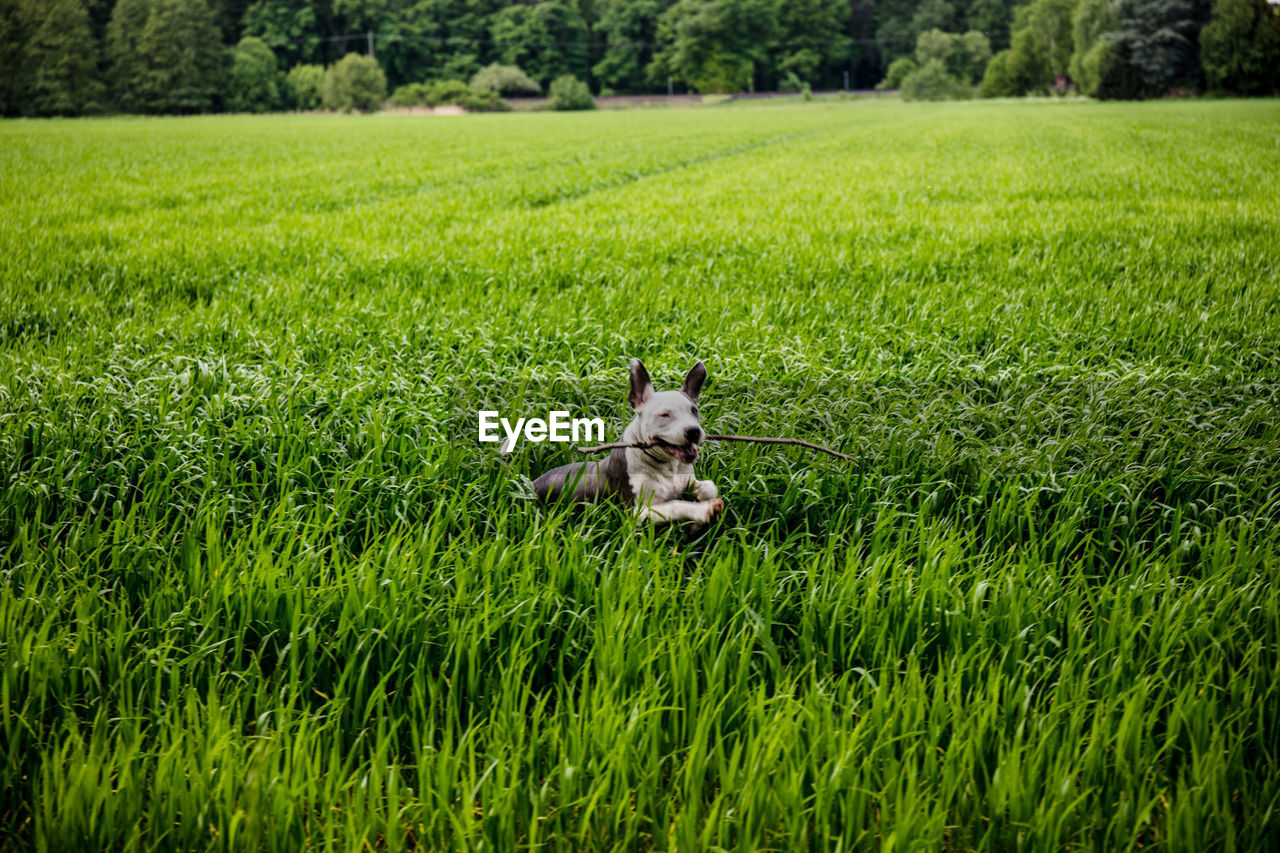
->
[389,82,434,107]
[225,37,279,113]
[454,89,510,112]
[877,57,917,90]
[980,51,1016,97]
[286,64,324,110]
[779,70,806,92]
[321,53,386,113]
[390,80,510,111]
[424,79,471,107]
[1200,0,1280,95]
[901,59,972,101]
[470,63,541,97]
[548,75,595,110]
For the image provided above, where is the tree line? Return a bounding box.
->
[1,0,1277,117]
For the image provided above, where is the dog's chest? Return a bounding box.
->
[627,461,690,504]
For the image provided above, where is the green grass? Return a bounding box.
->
[2,99,1279,851]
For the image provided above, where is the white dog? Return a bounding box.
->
[533,359,724,524]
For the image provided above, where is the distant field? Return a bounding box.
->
[2,100,1279,851]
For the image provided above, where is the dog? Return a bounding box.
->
[532,359,724,525]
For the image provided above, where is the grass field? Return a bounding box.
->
[2,99,1279,851]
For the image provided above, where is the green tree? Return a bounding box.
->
[137,0,225,113]
[241,1,324,69]
[333,0,387,32]
[909,27,991,84]
[226,36,281,112]
[286,62,325,107]
[1004,27,1051,92]
[105,0,152,111]
[20,0,105,116]
[1021,0,1078,86]
[0,0,24,115]
[593,0,666,93]
[955,30,993,82]
[915,27,954,65]
[489,1,590,87]
[1100,0,1213,98]
[998,0,1078,94]
[966,0,1019,51]
[208,0,253,42]
[378,0,444,88]
[322,51,387,110]
[1199,0,1280,94]
[875,0,954,67]
[84,0,116,40]
[1069,0,1114,95]
[414,0,505,82]
[652,0,780,93]
[773,0,851,90]
[910,0,955,34]
[874,5,915,66]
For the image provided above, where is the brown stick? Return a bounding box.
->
[576,434,853,462]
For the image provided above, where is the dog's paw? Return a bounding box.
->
[694,480,719,502]
[704,498,725,522]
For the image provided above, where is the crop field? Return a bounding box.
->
[2,100,1279,851]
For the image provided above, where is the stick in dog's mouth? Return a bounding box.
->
[578,434,854,462]
[649,437,699,462]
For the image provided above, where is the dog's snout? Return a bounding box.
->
[685,426,702,445]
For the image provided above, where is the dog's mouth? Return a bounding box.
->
[651,437,699,463]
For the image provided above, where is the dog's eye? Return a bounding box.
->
[691,406,699,416]
[659,412,671,419]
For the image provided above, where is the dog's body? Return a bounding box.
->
[533,360,724,524]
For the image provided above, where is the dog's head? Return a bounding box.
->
[627,358,706,463]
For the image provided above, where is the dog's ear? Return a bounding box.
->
[681,361,707,401]
[628,358,653,410]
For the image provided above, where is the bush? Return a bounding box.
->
[877,57,917,90]
[901,59,972,101]
[321,53,386,113]
[390,79,510,111]
[548,75,595,110]
[980,51,1016,97]
[286,64,324,110]
[1200,0,1280,95]
[225,37,279,113]
[423,80,471,106]
[389,82,434,107]
[454,89,510,112]
[779,70,806,92]
[470,63,541,97]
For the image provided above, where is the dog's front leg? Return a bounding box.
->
[637,498,725,525]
